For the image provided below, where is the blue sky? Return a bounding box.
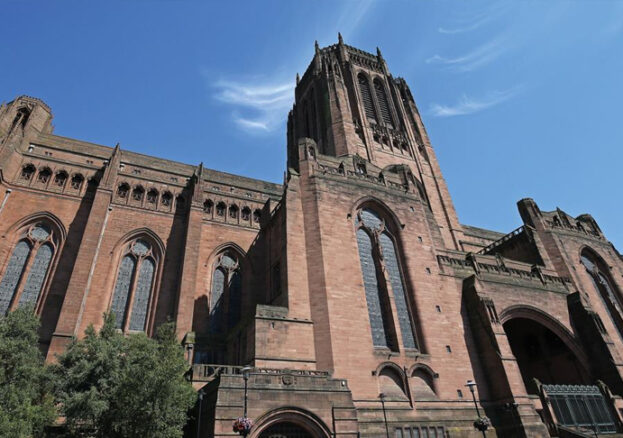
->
[2,1,622,249]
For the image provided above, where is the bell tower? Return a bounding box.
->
[287,36,465,250]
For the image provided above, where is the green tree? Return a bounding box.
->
[0,307,56,437]
[54,313,196,438]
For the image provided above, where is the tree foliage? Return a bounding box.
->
[53,313,196,438]
[0,307,56,437]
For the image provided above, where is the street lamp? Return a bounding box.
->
[466,380,489,438]
[233,366,254,437]
[379,393,390,438]
[242,366,252,419]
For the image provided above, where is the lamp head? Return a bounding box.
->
[242,366,252,380]
[465,380,476,392]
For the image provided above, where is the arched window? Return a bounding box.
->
[21,164,36,181]
[161,191,172,207]
[241,207,251,222]
[229,204,239,220]
[253,209,261,224]
[209,251,243,333]
[374,78,394,128]
[37,168,51,184]
[110,238,159,332]
[71,174,84,190]
[355,207,418,351]
[580,250,623,340]
[146,189,158,204]
[358,73,377,124]
[204,199,213,214]
[132,186,144,202]
[216,202,226,217]
[0,223,59,315]
[117,183,130,199]
[54,171,68,188]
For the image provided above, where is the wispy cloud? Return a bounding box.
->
[438,15,492,35]
[429,86,523,117]
[212,79,293,133]
[426,35,508,72]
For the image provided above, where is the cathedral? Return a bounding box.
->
[1,37,623,438]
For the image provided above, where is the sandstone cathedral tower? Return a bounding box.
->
[1,37,623,437]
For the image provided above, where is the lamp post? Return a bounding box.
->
[196,389,204,438]
[466,380,488,438]
[242,366,252,419]
[379,393,390,438]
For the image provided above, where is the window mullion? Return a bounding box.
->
[123,255,142,332]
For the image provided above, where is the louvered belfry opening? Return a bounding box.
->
[374,78,394,128]
[358,73,377,123]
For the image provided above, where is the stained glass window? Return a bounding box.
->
[111,255,136,329]
[381,233,417,349]
[0,241,31,315]
[19,243,53,308]
[209,252,243,334]
[357,228,389,348]
[355,207,416,352]
[129,258,154,331]
[228,271,242,329]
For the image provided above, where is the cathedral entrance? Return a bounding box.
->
[258,421,314,438]
[503,317,589,394]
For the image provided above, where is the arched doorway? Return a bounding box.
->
[503,317,589,393]
[252,408,331,438]
[259,421,313,438]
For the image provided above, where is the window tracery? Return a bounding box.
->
[161,191,172,207]
[110,238,158,331]
[580,250,623,340]
[209,251,242,333]
[132,186,144,202]
[146,189,158,204]
[54,171,68,187]
[117,183,130,199]
[21,164,36,181]
[355,207,417,351]
[37,168,51,184]
[0,223,58,315]
[71,174,84,190]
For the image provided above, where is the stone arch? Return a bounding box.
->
[376,362,409,401]
[351,196,403,235]
[0,212,67,316]
[500,305,591,393]
[408,363,439,400]
[251,407,332,438]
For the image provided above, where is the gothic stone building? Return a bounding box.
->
[1,38,623,438]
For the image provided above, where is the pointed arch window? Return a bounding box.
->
[110,238,159,332]
[0,223,58,315]
[209,251,242,333]
[355,208,418,351]
[358,74,377,124]
[580,250,623,341]
[374,79,394,128]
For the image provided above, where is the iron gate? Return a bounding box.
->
[543,384,617,434]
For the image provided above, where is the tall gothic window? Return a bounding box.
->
[374,79,394,128]
[0,223,58,315]
[358,73,377,124]
[110,238,158,332]
[355,207,417,351]
[209,251,242,333]
[580,250,623,340]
